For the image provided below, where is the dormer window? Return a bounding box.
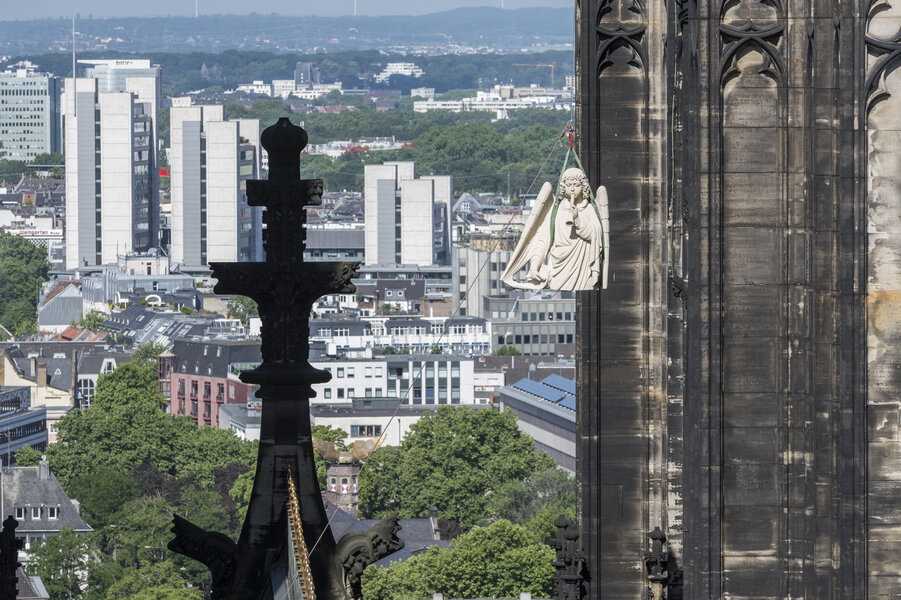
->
[15,508,25,520]
[31,507,41,519]
[47,507,58,519]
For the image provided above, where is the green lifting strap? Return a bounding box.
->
[548,144,605,256]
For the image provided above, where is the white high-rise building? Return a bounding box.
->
[63,76,159,269]
[169,103,262,267]
[0,61,61,161]
[79,59,161,99]
[363,162,450,267]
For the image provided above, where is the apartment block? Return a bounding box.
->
[309,355,476,407]
[363,162,449,267]
[451,233,519,318]
[0,61,61,161]
[169,103,262,266]
[165,339,260,428]
[63,75,159,268]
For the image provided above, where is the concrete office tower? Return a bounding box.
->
[452,234,517,318]
[169,103,262,267]
[422,175,452,265]
[0,62,61,161]
[80,59,161,99]
[364,162,449,267]
[63,77,158,269]
[294,62,320,90]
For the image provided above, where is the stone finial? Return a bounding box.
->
[260,117,308,182]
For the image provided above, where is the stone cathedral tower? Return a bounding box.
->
[575,0,901,597]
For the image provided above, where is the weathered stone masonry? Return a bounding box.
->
[576,0,901,597]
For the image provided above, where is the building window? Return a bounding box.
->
[375,367,383,377]
[350,425,382,437]
[15,508,25,520]
[31,507,41,519]
[337,368,344,378]
[337,388,345,399]
[324,389,332,399]
[47,507,58,519]
[334,328,349,336]
[365,367,373,378]
[347,367,355,377]
[78,378,95,404]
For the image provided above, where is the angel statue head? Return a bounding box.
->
[559,167,591,203]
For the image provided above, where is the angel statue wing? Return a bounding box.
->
[597,184,610,289]
[501,181,555,290]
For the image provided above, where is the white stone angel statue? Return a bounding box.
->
[501,167,609,291]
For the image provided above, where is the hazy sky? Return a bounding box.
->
[3,0,570,20]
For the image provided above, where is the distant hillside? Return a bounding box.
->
[0,49,573,97]
[0,7,572,56]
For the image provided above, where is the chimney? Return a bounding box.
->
[37,362,47,387]
[39,460,50,480]
[429,505,440,540]
[30,357,37,377]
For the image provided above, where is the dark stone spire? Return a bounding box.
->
[168,118,402,600]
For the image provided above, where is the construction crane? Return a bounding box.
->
[511,62,557,88]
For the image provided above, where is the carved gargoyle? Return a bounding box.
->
[335,515,404,599]
[168,515,238,599]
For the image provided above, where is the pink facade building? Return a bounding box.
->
[162,339,260,428]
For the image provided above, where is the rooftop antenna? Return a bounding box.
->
[195,0,199,18]
[354,0,357,16]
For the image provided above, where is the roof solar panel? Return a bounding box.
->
[512,378,567,403]
[541,374,576,395]
[558,395,576,411]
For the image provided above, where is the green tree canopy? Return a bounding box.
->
[64,465,141,529]
[46,360,255,490]
[104,561,203,600]
[13,444,43,466]
[27,527,89,600]
[492,345,521,356]
[358,406,555,530]
[0,232,50,335]
[226,295,258,324]
[77,310,108,331]
[361,519,555,600]
[132,341,168,363]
